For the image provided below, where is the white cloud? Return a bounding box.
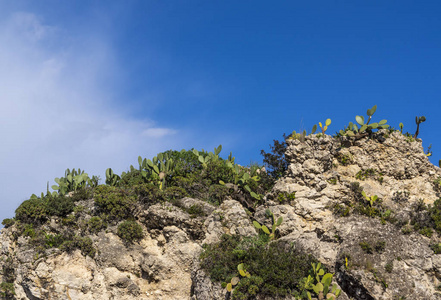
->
[0,11,184,223]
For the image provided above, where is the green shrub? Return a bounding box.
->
[374,241,386,253]
[46,194,75,217]
[17,223,36,238]
[200,234,316,298]
[276,191,296,204]
[15,198,48,225]
[186,204,205,218]
[385,261,393,273]
[117,220,143,243]
[232,275,264,299]
[359,241,373,254]
[260,135,288,180]
[87,216,107,234]
[134,183,162,204]
[205,160,235,185]
[419,227,433,238]
[119,170,146,187]
[44,233,66,249]
[1,218,15,228]
[163,149,202,177]
[208,184,231,205]
[94,185,136,221]
[429,198,441,234]
[0,282,15,298]
[162,186,188,203]
[59,235,96,258]
[71,188,93,202]
[430,243,441,254]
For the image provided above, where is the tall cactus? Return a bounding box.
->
[138,152,175,189]
[105,168,120,186]
[52,168,90,195]
[414,115,426,139]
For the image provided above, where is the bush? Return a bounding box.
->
[1,218,15,228]
[94,185,136,221]
[134,183,162,204]
[119,170,146,187]
[46,194,75,217]
[71,188,93,202]
[59,235,96,258]
[0,282,15,298]
[117,220,143,243]
[87,216,107,234]
[162,186,188,203]
[205,160,235,185]
[44,233,66,249]
[15,198,48,225]
[208,184,231,205]
[200,234,316,298]
[163,149,202,176]
[429,198,441,234]
[260,135,288,180]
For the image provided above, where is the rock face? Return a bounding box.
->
[1,131,441,299]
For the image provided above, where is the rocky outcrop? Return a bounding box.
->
[1,131,441,299]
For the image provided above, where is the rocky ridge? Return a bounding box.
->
[1,131,441,299]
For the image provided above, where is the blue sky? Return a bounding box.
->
[1,1,440,224]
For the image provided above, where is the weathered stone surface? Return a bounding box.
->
[2,132,441,299]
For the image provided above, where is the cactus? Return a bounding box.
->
[413,115,426,139]
[306,263,341,300]
[139,152,175,189]
[355,105,389,132]
[311,124,318,134]
[52,168,90,195]
[399,122,404,134]
[361,191,378,207]
[225,263,251,293]
[339,105,389,139]
[319,119,332,134]
[253,210,283,240]
[192,145,223,168]
[221,162,262,200]
[288,130,307,142]
[105,168,120,186]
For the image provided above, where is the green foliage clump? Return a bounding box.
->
[433,178,441,193]
[276,191,296,204]
[134,183,162,205]
[336,153,352,166]
[93,185,136,221]
[429,198,441,234]
[15,198,48,225]
[1,218,15,228]
[359,240,386,254]
[70,188,93,202]
[205,159,235,185]
[260,134,288,181]
[430,243,441,254]
[186,204,205,218]
[86,216,107,234]
[359,241,373,254]
[200,234,316,299]
[44,233,66,249]
[0,282,15,298]
[59,235,96,257]
[117,220,143,243]
[45,194,75,217]
[208,184,232,205]
[385,261,393,273]
[162,186,188,203]
[119,170,145,187]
